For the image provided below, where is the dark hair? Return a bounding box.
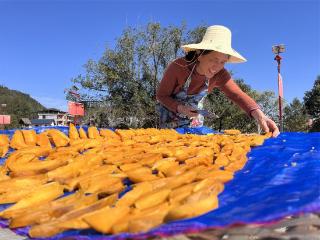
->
[185,50,213,62]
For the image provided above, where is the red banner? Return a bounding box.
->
[278,73,284,99]
[68,101,85,116]
[0,115,11,125]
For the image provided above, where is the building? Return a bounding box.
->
[36,108,73,126]
[19,118,32,128]
[30,119,55,127]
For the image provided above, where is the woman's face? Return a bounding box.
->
[197,51,229,78]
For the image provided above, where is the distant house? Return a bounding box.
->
[19,118,32,128]
[36,108,73,126]
[31,119,55,127]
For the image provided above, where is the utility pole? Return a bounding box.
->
[272,44,285,132]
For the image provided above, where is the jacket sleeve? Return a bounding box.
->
[156,62,182,113]
[218,78,260,117]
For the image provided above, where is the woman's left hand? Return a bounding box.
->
[251,109,280,137]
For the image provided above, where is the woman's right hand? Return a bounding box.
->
[177,105,199,118]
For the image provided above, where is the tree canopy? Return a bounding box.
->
[304,76,320,131]
[0,85,45,129]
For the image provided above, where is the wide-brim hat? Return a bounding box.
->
[181,25,247,63]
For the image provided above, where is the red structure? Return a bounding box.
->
[68,101,85,116]
[272,44,285,132]
[275,54,283,131]
[0,115,11,125]
[68,101,84,125]
[67,88,85,125]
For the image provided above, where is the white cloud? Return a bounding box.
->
[32,96,68,112]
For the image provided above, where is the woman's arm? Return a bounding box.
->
[250,109,280,137]
[156,62,198,118]
[219,78,279,137]
[219,78,260,116]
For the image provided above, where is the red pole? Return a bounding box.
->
[275,54,283,132]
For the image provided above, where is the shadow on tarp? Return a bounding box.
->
[0,127,319,239]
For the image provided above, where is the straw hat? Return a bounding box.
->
[181,25,247,63]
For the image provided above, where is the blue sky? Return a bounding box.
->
[0,0,319,111]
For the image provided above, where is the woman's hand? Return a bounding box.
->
[251,109,280,137]
[177,105,199,118]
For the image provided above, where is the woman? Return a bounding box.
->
[156,25,279,137]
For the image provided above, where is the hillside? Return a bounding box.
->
[0,85,46,128]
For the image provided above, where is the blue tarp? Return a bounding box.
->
[0,127,319,239]
[175,126,218,135]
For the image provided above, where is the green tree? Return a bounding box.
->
[309,119,320,132]
[70,22,207,128]
[304,75,320,118]
[0,85,45,129]
[204,86,252,132]
[304,75,320,131]
[256,91,278,121]
[204,79,279,133]
[283,98,308,132]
